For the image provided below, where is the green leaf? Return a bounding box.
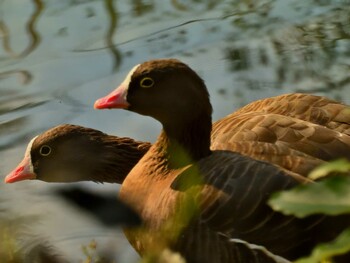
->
[308,159,350,180]
[295,228,350,263]
[268,177,350,217]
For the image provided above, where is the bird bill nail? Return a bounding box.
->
[4,157,36,183]
[94,85,129,109]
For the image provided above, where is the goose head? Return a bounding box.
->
[5,124,149,184]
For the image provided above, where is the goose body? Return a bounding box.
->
[94,59,350,262]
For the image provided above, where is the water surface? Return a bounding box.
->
[1,0,350,261]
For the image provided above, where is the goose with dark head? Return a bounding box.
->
[95,58,350,262]
[96,59,212,162]
[5,124,150,184]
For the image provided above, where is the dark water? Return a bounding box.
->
[1,0,350,262]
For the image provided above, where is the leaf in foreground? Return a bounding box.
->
[268,177,350,217]
[295,228,350,263]
[308,159,350,180]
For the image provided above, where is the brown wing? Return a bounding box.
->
[212,110,350,176]
[211,140,325,177]
[234,93,350,135]
[174,151,349,260]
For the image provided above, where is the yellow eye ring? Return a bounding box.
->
[40,145,52,156]
[140,77,154,88]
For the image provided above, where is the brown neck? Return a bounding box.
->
[157,111,212,169]
[92,137,151,183]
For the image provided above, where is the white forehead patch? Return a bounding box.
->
[25,136,37,157]
[120,64,140,90]
[24,135,37,173]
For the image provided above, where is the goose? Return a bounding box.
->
[93,58,350,263]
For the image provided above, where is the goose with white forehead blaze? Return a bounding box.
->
[4,124,151,184]
[94,59,350,263]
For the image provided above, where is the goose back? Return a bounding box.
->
[233,93,350,135]
[212,94,350,176]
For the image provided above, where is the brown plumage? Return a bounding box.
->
[210,93,350,178]
[234,93,350,134]
[94,58,350,263]
[212,94,350,176]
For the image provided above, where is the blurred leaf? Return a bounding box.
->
[308,159,350,180]
[81,239,113,263]
[141,248,186,263]
[295,228,350,263]
[268,177,350,217]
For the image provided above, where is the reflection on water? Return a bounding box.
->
[0,0,44,59]
[0,210,66,263]
[0,0,350,262]
[103,0,122,70]
[226,5,350,98]
[0,69,32,84]
[21,0,45,58]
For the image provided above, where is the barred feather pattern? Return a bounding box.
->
[171,151,326,260]
[211,93,350,177]
[233,93,350,135]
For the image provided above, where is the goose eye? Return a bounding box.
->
[40,145,51,156]
[140,77,154,88]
